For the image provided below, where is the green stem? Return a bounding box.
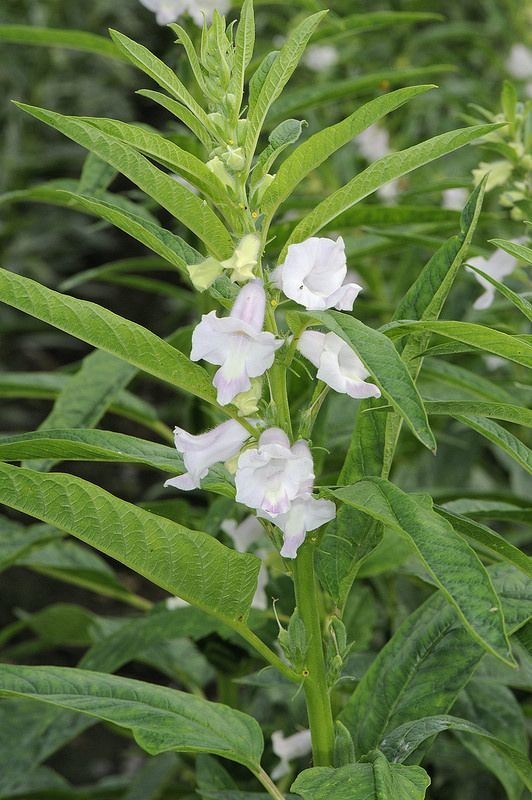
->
[293,541,335,766]
[265,302,293,438]
[256,767,286,800]
[234,622,300,683]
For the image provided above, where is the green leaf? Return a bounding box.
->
[380,714,531,795]
[436,506,532,577]
[78,116,229,207]
[15,103,233,259]
[385,320,532,369]
[137,90,213,150]
[489,238,532,266]
[281,123,501,253]
[313,11,442,42]
[108,30,216,139]
[78,153,117,194]
[291,753,430,799]
[449,415,532,476]
[23,350,137,472]
[228,0,255,118]
[0,666,264,771]
[0,371,160,431]
[288,310,435,451]
[0,516,62,573]
[0,269,217,405]
[467,263,532,322]
[261,85,434,219]
[244,11,327,160]
[333,479,512,664]
[0,24,125,61]
[0,463,260,623]
[424,400,532,427]
[340,564,531,756]
[121,753,178,800]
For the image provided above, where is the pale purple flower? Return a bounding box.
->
[191,280,283,405]
[356,124,401,203]
[271,729,312,779]
[258,495,336,559]
[138,0,186,24]
[164,419,249,491]
[235,428,314,516]
[467,246,519,310]
[298,330,381,400]
[442,188,468,210]
[272,237,362,311]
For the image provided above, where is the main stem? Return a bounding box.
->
[293,541,335,766]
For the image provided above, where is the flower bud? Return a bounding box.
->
[221,233,261,283]
[206,156,236,190]
[187,257,223,291]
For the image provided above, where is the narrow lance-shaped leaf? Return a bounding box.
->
[281,123,502,255]
[15,103,234,260]
[261,84,434,219]
[0,269,217,405]
[489,238,532,266]
[287,310,436,451]
[332,478,513,665]
[0,24,126,60]
[0,462,259,622]
[0,666,264,771]
[384,319,532,370]
[467,264,532,322]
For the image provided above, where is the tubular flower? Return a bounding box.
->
[221,233,261,283]
[235,428,314,516]
[191,280,283,405]
[467,246,520,310]
[258,496,336,559]
[271,729,312,780]
[272,237,362,311]
[298,330,381,400]
[164,419,249,491]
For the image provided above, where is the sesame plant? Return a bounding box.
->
[0,2,531,798]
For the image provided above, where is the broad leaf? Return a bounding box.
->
[0,269,217,405]
[0,516,62,573]
[333,479,512,664]
[281,123,501,253]
[0,463,260,622]
[340,565,531,756]
[292,753,430,800]
[0,666,264,771]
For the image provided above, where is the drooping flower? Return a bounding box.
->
[303,44,338,72]
[258,495,336,559]
[191,280,283,405]
[298,330,381,400]
[164,419,249,491]
[235,428,314,516]
[467,246,519,310]
[271,729,312,780]
[222,516,270,609]
[272,237,362,311]
[442,187,468,210]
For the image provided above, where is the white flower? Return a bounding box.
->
[185,0,230,25]
[506,44,532,80]
[271,729,312,779]
[303,45,338,72]
[164,419,249,491]
[138,0,186,25]
[235,428,314,516]
[298,330,381,400]
[356,123,390,162]
[221,516,263,552]
[222,517,270,609]
[272,237,362,311]
[467,246,519,310]
[442,187,468,210]
[191,280,283,405]
[258,496,336,559]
